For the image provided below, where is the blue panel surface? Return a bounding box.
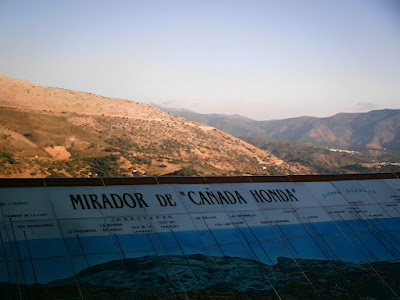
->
[1,178,400,299]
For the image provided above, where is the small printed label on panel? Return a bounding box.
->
[295,207,333,223]
[191,212,238,230]
[380,203,400,218]
[358,180,400,204]
[325,204,389,221]
[6,219,61,241]
[227,210,267,227]
[304,182,348,206]
[331,181,377,205]
[151,214,196,232]
[104,216,154,234]
[0,187,55,221]
[261,209,300,225]
[59,218,109,237]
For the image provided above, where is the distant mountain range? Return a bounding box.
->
[158,106,400,152]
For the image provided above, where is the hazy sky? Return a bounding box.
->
[1,0,399,120]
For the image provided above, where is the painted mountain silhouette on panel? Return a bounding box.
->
[3,254,400,299]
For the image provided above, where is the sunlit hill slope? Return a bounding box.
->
[0,74,308,177]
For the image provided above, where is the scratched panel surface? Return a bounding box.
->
[1,179,400,299]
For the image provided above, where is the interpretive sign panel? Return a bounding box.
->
[1,178,400,299]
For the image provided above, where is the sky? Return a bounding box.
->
[0,0,399,120]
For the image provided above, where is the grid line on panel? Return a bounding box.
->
[333,180,400,251]
[337,214,384,261]
[193,224,238,299]
[202,219,228,259]
[358,212,400,261]
[337,214,379,261]
[306,221,342,263]
[103,229,400,255]
[292,213,363,299]
[241,218,274,265]
[305,220,364,299]
[394,207,400,220]
[52,183,142,297]
[292,211,337,260]
[319,181,400,261]
[113,233,140,300]
[9,219,27,288]
[1,218,24,299]
[95,180,142,299]
[373,199,400,245]
[145,233,185,299]
[0,231,11,284]
[321,205,400,233]
[0,188,15,280]
[76,234,90,270]
[23,231,37,284]
[359,179,400,205]
[275,225,302,259]
[234,224,282,300]
[374,218,400,255]
[152,232,194,299]
[302,181,349,209]
[170,229,197,281]
[229,204,319,294]
[43,184,86,300]
[334,213,400,299]
[264,218,320,296]
[202,218,265,299]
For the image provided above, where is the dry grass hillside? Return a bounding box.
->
[0,74,309,177]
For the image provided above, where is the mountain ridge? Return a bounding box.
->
[159,105,400,151]
[0,74,307,177]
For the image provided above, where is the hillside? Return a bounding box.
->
[158,106,400,174]
[243,136,400,174]
[161,106,400,152]
[0,74,308,177]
